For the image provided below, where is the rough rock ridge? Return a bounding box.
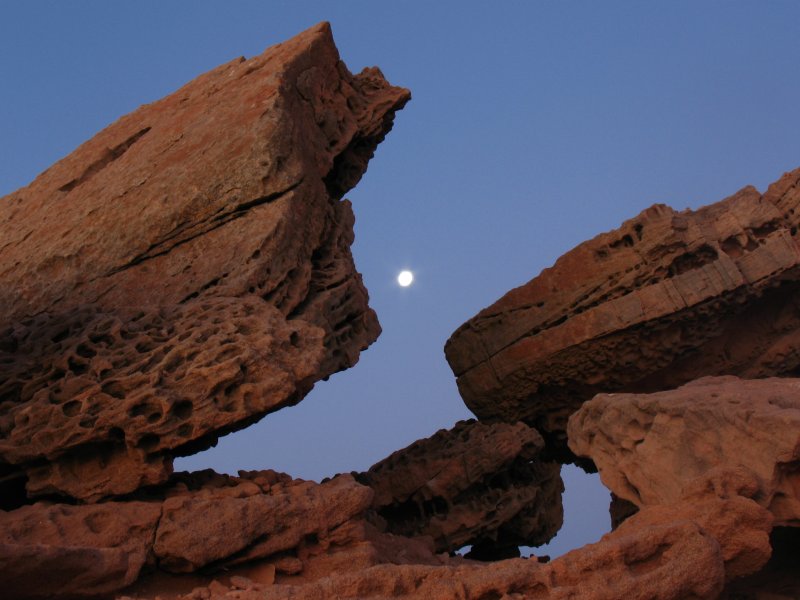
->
[0,22,410,502]
[445,168,800,439]
[126,472,767,600]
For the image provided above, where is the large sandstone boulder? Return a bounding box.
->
[0,22,409,502]
[568,376,800,527]
[356,420,563,559]
[445,169,800,439]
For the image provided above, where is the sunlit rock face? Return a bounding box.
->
[0,22,409,502]
[568,376,800,526]
[445,168,800,441]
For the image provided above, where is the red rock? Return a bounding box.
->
[143,467,775,599]
[356,420,563,557]
[0,470,386,598]
[445,169,800,440]
[568,376,800,527]
[167,503,729,600]
[0,22,409,502]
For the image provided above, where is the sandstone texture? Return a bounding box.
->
[0,22,409,502]
[5,16,800,600]
[357,419,563,558]
[0,469,406,599]
[568,376,800,527]
[145,467,771,600]
[445,168,800,438]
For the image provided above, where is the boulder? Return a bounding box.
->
[445,169,800,439]
[568,376,800,526]
[0,22,409,502]
[357,420,563,558]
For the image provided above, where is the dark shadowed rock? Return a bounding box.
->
[356,420,563,558]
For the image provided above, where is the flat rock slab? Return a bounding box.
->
[445,168,800,438]
[0,23,409,502]
[568,376,800,526]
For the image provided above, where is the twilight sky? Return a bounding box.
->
[3,2,799,557]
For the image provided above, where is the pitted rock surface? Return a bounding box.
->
[445,168,800,438]
[357,420,563,558]
[0,22,410,502]
[568,376,800,526]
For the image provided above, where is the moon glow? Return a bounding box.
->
[397,270,414,287]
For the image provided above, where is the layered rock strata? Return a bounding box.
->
[0,22,410,502]
[445,169,800,438]
[568,376,800,526]
[357,420,563,558]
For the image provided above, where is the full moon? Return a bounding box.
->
[397,270,414,287]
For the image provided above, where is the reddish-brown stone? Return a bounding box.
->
[121,468,773,600]
[445,169,800,439]
[146,502,730,600]
[357,420,563,558]
[0,469,390,598]
[0,22,409,502]
[568,376,800,527]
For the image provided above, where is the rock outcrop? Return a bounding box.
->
[357,420,563,559]
[133,484,758,600]
[5,16,800,600]
[568,376,800,526]
[445,169,800,439]
[0,469,417,599]
[0,22,410,502]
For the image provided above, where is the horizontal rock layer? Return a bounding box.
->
[445,169,800,438]
[135,474,772,600]
[357,420,563,558]
[0,22,409,502]
[568,376,800,527]
[0,470,385,599]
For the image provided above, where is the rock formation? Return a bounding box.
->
[0,22,410,502]
[357,419,563,559]
[568,376,800,526]
[0,470,441,600]
[445,168,800,439]
[3,16,800,600]
[125,480,756,600]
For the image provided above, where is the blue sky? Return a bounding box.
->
[3,1,799,557]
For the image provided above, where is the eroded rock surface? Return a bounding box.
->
[445,169,800,439]
[357,420,563,558]
[130,468,773,600]
[0,22,410,502]
[0,469,394,599]
[568,376,800,526]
